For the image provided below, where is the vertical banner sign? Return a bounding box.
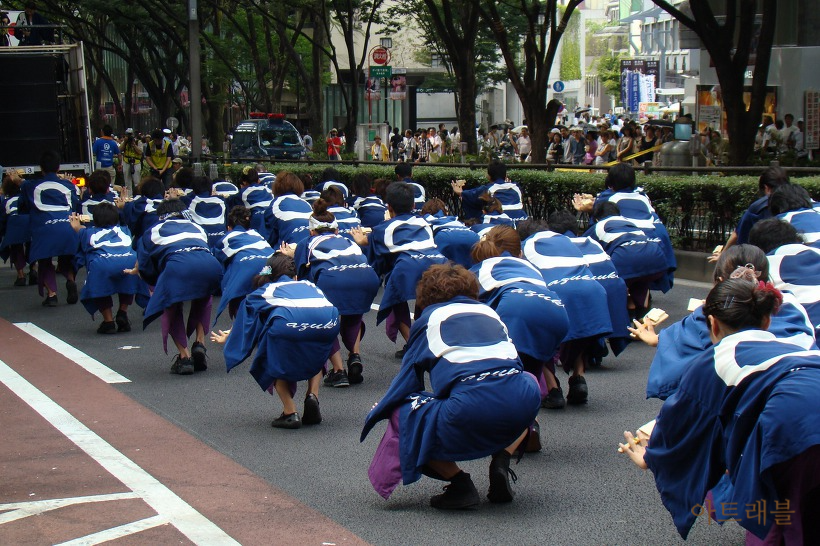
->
[806,90,820,150]
[621,59,659,112]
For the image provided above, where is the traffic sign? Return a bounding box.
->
[166,116,179,130]
[372,47,390,65]
[552,81,565,93]
[369,66,392,78]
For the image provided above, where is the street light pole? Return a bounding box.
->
[189,0,202,162]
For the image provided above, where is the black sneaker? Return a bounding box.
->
[97,321,117,334]
[566,375,589,405]
[271,412,301,429]
[395,344,407,359]
[170,355,194,375]
[347,353,363,384]
[42,294,58,307]
[331,370,350,388]
[430,471,480,510]
[14,278,26,287]
[191,341,207,372]
[115,310,131,332]
[302,393,321,425]
[323,370,338,387]
[28,269,38,286]
[541,387,566,409]
[487,450,517,504]
[66,280,79,304]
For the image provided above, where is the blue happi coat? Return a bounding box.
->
[0,194,30,259]
[522,231,612,341]
[122,194,163,247]
[777,208,820,248]
[18,174,80,262]
[351,195,387,228]
[471,211,516,230]
[767,243,820,336]
[461,180,527,223]
[257,172,276,186]
[137,218,223,328]
[76,225,148,316]
[227,183,273,238]
[735,195,770,245]
[301,189,320,205]
[645,330,820,539]
[470,224,496,238]
[583,215,668,281]
[646,292,816,400]
[423,212,479,268]
[294,233,379,315]
[328,205,361,241]
[183,192,227,249]
[470,256,568,360]
[570,236,631,355]
[314,180,349,200]
[213,181,239,197]
[80,191,117,217]
[361,297,541,486]
[593,187,676,291]
[400,178,426,212]
[223,277,340,389]
[366,213,448,323]
[264,193,311,246]
[212,227,274,320]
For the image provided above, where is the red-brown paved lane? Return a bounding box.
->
[0,318,369,545]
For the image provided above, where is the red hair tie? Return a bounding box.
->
[757,281,783,309]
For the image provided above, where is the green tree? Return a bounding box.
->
[476,0,584,163]
[594,53,625,103]
[559,7,581,81]
[384,0,508,154]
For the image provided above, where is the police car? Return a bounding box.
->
[230,113,307,161]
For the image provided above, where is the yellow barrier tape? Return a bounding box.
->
[602,144,663,167]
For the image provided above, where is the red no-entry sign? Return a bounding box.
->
[372,47,390,65]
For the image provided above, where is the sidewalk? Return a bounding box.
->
[0,318,368,545]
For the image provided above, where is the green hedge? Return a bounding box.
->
[222,163,820,251]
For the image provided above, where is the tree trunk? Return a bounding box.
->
[307,9,327,141]
[454,67,478,155]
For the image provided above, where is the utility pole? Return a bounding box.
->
[189,0,202,162]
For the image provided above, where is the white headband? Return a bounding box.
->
[309,216,338,231]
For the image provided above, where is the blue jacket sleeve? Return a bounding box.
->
[222,298,266,372]
[460,184,489,220]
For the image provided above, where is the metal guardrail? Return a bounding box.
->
[208,154,820,176]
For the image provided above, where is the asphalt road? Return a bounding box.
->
[0,266,746,545]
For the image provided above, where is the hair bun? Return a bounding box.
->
[728,264,760,281]
[312,197,329,215]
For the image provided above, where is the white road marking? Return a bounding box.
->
[13,322,130,384]
[0,493,139,524]
[0,359,240,545]
[55,515,168,546]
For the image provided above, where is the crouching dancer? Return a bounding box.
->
[211,253,340,429]
[361,263,541,509]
